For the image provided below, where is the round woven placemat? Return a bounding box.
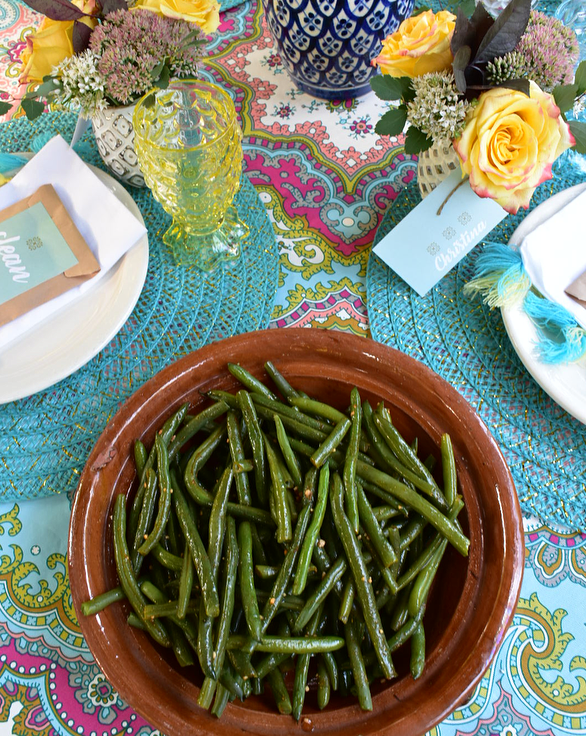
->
[367,156,586,531]
[0,111,279,501]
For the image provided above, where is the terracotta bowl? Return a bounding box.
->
[68,329,524,736]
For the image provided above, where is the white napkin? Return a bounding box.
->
[0,135,147,352]
[520,187,586,330]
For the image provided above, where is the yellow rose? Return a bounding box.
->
[19,0,98,85]
[132,0,220,34]
[372,10,456,78]
[453,82,575,214]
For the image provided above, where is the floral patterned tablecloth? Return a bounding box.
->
[0,1,585,734]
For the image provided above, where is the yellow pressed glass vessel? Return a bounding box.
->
[133,79,247,271]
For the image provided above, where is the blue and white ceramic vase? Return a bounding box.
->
[261,0,415,100]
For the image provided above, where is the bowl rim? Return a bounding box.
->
[68,328,524,736]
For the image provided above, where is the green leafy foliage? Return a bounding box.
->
[370,75,413,102]
[553,83,579,113]
[0,101,12,116]
[404,126,433,155]
[154,64,171,89]
[21,98,45,120]
[375,107,407,137]
[569,121,586,155]
[574,61,586,95]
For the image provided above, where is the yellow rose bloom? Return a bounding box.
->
[132,0,220,34]
[372,10,456,78]
[453,82,575,214]
[19,0,98,85]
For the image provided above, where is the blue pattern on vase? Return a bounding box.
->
[261,0,415,99]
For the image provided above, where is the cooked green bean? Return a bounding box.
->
[330,473,395,680]
[343,387,361,532]
[168,401,229,460]
[211,684,230,718]
[410,621,426,679]
[171,550,193,618]
[408,538,448,618]
[228,363,277,400]
[265,360,300,402]
[227,648,257,679]
[112,494,170,648]
[293,463,329,595]
[338,576,355,624]
[227,412,252,506]
[238,521,263,640]
[150,544,183,572]
[310,417,351,468]
[227,634,345,654]
[81,585,126,616]
[274,414,303,489]
[441,433,457,507]
[131,468,158,571]
[143,600,198,618]
[357,482,397,569]
[292,604,323,720]
[133,439,148,480]
[183,423,227,505]
[293,556,346,633]
[317,658,331,709]
[345,620,372,711]
[171,474,219,618]
[137,436,172,557]
[208,467,233,576]
[237,390,267,506]
[264,435,292,543]
[267,667,292,715]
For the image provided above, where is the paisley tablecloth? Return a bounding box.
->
[0,1,585,734]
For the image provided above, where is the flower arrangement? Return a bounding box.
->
[0,0,220,119]
[370,0,586,214]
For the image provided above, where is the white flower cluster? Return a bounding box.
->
[406,72,470,145]
[54,50,106,118]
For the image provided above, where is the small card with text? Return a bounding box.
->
[373,171,508,297]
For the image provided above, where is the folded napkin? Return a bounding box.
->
[520,187,586,330]
[0,135,147,352]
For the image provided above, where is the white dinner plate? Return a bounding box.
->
[0,163,149,404]
[501,183,586,425]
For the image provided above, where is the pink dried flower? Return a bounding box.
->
[89,9,202,106]
[516,11,579,92]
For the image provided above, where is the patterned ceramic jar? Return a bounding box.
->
[92,104,145,188]
[261,0,414,99]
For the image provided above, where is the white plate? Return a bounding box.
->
[501,183,586,425]
[0,164,149,404]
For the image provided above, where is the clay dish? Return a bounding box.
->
[68,329,524,736]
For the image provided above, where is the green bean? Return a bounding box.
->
[211,684,230,718]
[410,621,426,679]
[112,495,170,647]
[227,363,276,400]
[255,650,290,679]
[252,393,333,434]
[338,576,355,624]
[174,549,192,621]
[263,435,292,543]
[150,544,183,572]
[227,634,345,654]
[321,651,339,691]
[227,648,257,679]
[218,665,244,700]
[238,521,263,640]
[183,423,227,505]
[265,360,300,402]
[373,506,402,523]
[256,589,305,612]
[137,436,172,557]
[274,415,303,489]
[237,390,267,506]
[389,583,413,631]
[408,538,448,618]
[255,564,279,579]
[127,612,146,630]
[330,473,395,680]
[131,468,158,571]
[267,667,292,715]
[168,401,229,460]
[227,412,252,506]
[171,473,219,618]
[301,466,318,506]
[357,482,397,568]
[198,675,217,710]
[206,389,240,409]
[134,440,148,479]
[311,417,351,468]
[293,556,346,633]
[81,585,126,616]
[234,459,254,474]
[356,461,469,557]
[345,620,372,711]
[317,657,331,709]
[343,387,361,532]
[292,604,323,720]
[293,463,329,595]
[373,410,448,511]
[143,600,197,618]
[209,466,233,576]
[165,509,182,556]
[312,544,345,600]
[441,433,457,507]
[261,504,311,631]
[290,396,347,424]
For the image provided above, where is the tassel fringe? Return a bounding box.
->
[524,292,586,364]
[465,242,531,308]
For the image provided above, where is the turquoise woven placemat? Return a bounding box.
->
[0,111,279,501]
[367,155,586,532]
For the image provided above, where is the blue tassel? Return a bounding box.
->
[524,291,586,364]
[465,242,531,308]
[30,132,54,154]
[0,152,28,174]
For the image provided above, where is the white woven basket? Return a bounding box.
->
[417,143,460,199]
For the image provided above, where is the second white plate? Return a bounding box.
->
[0,165,149,404]
[501,183,586,425]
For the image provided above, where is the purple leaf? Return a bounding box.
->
[22,0,87,20]
[98,0,126,14]
[474,0,531,63]
[72,19,92,53]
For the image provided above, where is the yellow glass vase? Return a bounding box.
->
[133,79,248,271]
